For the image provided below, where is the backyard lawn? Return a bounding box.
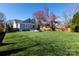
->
[0,31,79,56]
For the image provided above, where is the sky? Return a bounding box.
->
[0,3,78,20]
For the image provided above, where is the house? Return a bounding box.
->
[7,18,36,31]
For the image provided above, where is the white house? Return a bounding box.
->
[9,19,36,31]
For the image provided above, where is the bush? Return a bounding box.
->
[22,29,30,31]
[8,28,19,32]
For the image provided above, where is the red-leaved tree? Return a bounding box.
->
[49,13,58,30]
[33,8,58,30]
[33,10,45,30]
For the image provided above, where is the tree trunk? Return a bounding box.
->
[0,32,6,45]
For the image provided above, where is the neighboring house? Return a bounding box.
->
[7,19,36,31]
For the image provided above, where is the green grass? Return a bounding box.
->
[1,31,79,56]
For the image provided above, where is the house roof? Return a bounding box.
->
[14,18,35,24]
[23,18,35,23]
[14,19,22,23]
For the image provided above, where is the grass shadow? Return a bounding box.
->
[0,43,15,46]
[0,43,40,56]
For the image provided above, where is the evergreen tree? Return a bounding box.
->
[70,12,79,32]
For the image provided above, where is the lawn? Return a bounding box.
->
[0,31,79,56]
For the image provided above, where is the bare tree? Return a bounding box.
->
[0,12,6,23]
[62,5,79,28]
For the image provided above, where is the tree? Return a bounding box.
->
[33,10,45,30]
[0,12,6,45]
[70,12,79,32]
[33,10,45,24]
[0,12,6,32]
[33,6,58,31]
[62,5,79,28]
[49,13,58,30]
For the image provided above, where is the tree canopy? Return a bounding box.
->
[70,12,79,32]
[0,12,6,32]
